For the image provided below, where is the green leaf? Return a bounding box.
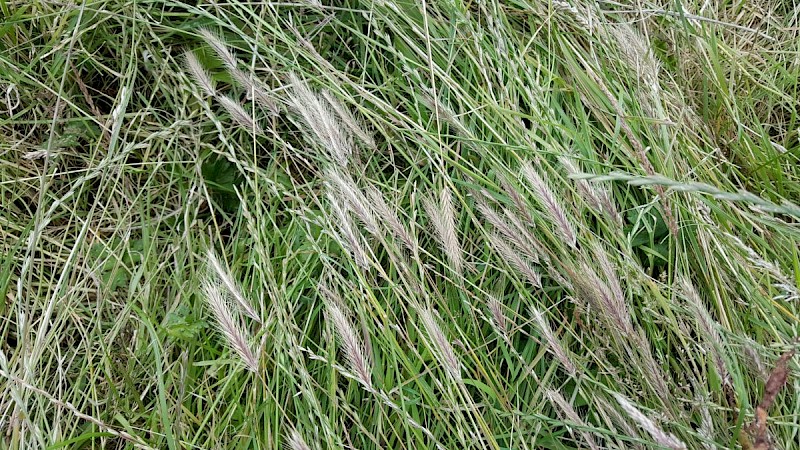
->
[164,305,207,341]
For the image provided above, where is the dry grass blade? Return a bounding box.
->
[0,355,156,450]
[7,1,799,447]
[578,65,678,236]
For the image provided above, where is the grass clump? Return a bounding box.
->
[1,0,798,449]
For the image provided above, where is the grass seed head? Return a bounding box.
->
[202,278,259,373]
[183,51,215,97]
[533,307,577,376]
[321,285,372,389]
[418,308,462,382]
[198,28,238,71]
[547,390,599,450]
[521,162,577,248]
[613,393,687,450]
[286,429,312,450]
[486,294,508,337]
[287,73,353,167]
[206,249,261,323]
[216,95,262,134]
[423,187,463,275]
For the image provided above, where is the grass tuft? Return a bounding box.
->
[1,0,798,448]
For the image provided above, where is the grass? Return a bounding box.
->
[1,0,798,449]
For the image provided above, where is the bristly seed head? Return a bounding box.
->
[532,307,577,376]
[326,191,371,269]
[286,73,353,167]
[321,283,373,389]
[418,307,462,382]
[202,278,259,373]
[206,249,261,323]
[365,186,418,255]
[286,428,312,450]
[183,51,215,97]
[613,393,687,450]
[486,294,508,336]
[324,169,379,237]
[198,28,238,71]
[216,95,262,134]
[322,90,375,149]
[423,187,463,276]
[560,155,621,226]
[547,390,600,450]
[488,233,542,288]
[229,67,277,113]
[521,162,577,248]
[680,277,730,385]
[476,194,541,263]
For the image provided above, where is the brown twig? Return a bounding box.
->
[745,348,795,450]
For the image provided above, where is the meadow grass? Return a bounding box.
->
[1,0,799,449]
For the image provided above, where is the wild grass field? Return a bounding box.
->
[1,0,799,449]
